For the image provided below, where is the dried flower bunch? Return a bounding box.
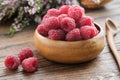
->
[0,0,72,35]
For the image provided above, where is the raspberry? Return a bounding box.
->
[60,17,76,32]
[77,16,94,28]
[18,47,34,62]
[59,5,70,14]
[48,29,65,40]
[42,14,51,22]
[22,57,38,72]
[37,24,48,37]
[4,55,20,70]
[68,5,85,22]
[66,28,82,41]
[46,8,60,16]
[43,17,60,31]
[80,25,99,40]
[58,14,68,22]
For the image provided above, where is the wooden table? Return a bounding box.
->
[0,0,120,80]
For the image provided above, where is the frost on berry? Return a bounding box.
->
[59,5,70,14]
[60,17,76,32]
[77,16,94,28]
[37,24,48,37]
[46,8,60,16]
[48,29,65,40]
[22,57,38,73]
[43,17,60,31]
[68,5,85,22]
[42,15,50,23]
[4,55,20,70]
[58,14,68,23]
[18,47,34,62]
[66,28,82,41]
[80,25,99,40]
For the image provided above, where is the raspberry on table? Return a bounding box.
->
[4,55,20,70]
[77,16,94,28]
[60,17,76,32]
[37,24,48,37]
[68,5,85,22]
[18,47,34,62]
[59,5,70,14]
[80,25,99,40]
[58,14,68,23]
[48,29,65,40]
[46,8,60,16]
[43,17,60,31]
[22,57,38,73]
[66,28,82,41]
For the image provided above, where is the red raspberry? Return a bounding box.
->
[68,5,85,22]
[22,57,38,73]
[46,8,60,16]
[59,5,70,14]
[77,16,94,28]
[48,29,65,40]
[66,28,82,41]
[42,14,51,22]
[58,14,68,22]
[80,25,99,40]
[18,47,34,62]
[37,24,48,37]
[60,17,76,32]
[4,55,20,70]
[43,17,60,31]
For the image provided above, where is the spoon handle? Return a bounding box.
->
[106,30,120,69]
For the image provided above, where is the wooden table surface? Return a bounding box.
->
[0,0,120,80]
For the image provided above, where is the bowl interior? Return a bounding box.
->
[35,22,104,43]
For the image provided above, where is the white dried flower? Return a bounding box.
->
[28,0,35,6]
[24,7,29,13]
[31,8,37,15]
[13,24,22,31]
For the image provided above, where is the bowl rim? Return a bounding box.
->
[35,22,104,43]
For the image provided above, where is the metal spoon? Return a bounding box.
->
[105,18,120,69]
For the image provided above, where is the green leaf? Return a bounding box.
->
[8,12,13,19]
[36,0,41,6]
[5,27,16,37]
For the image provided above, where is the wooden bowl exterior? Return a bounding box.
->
[34,23,105,63]
[79,0,112,9]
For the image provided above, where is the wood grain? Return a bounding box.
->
[0,0,120,80]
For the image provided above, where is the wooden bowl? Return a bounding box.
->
[78,0,112,9]
[34,23,105,64]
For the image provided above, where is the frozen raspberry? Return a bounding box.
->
[68,5,85,22]
[80,25,99,40]
[77,16,94,28]
[48,29,65,40]
[18,47,34,62]
[4,55,20,70]
[43,17,60,31]
[46,8,60,16]
[42,14,51,22]
[22,57,38,73]
[58,14,68,22]
[60,17,76,32]
[59,5,70,14]
[66,28,82,41]
[37,24,48,37]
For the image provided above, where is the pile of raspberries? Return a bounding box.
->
[37,5,99,41]
[4,48,38,73]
